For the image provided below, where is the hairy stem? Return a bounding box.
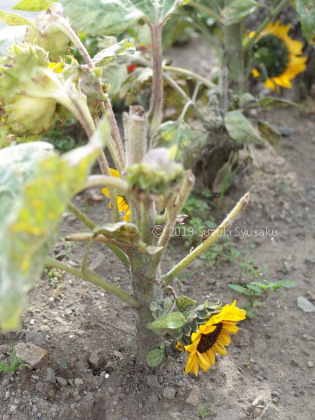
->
[67,202,129,268]
[162,192,250,285]
[82,175,128,194]
[149,23,164,136]
[45,257,140,308]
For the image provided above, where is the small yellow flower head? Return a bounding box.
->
[101,169,130,221]
[24,5,71,61]
[184,301,246,376]
[251,21,307,91]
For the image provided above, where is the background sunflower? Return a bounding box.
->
[250,21,307,91]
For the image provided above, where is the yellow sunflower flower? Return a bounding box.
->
[250,21,307,91]
[184,301,246,376]
[101,168,130,221]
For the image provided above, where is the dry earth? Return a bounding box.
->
[1,105,315,420]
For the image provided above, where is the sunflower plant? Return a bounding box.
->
[0,0,250,375]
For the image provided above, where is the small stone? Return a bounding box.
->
[158,375,164,384]
[59,357,68,369]
[55,316,68,326]
[297,296,315,313]
[307,361,314,368]
[185,386,200,407]
[271,391,280,399]
[2,378,10,387]
[40,325,51,333]
[74,378,84,387]
[162,387,176,400]
[305,257,315,265]
[46,368,56,384]
[272,397,279,404]
[113,350,123,358]
[261,405,279,420]
[232,328,251,347]
[88,350,106,370]
[252,395,265,407]
[4,391,10,400]
[25,331,46,346]
[14,342,48,369]
[291,359,299,367]
[149,393,159,404]
[146,375,160,388]
[56,377,68,387]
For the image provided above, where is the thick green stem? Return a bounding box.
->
[243,0,291,52]
[45,257,140,308]
[131,252,161,364]
[223,21,245,94]
[162,192,250,285]
[149,23,164,136]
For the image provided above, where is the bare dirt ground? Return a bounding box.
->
[1,105,315,420]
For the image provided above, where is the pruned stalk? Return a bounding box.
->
[162,192,250,285]
[124,105,148,166]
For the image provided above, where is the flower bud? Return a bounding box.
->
[126,147,183,195]
[24,4,71,61]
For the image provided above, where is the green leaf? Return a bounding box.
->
[0,121,108,331]
[13,0,55,11]
[175,295,196,312]
[228,284,247,294]
[295,0,315,43]
[60,0,184,35]
[221,0,258,26]
[257,120,281,147]
[258,96,296,110]
[0,10,35,26]
[92,39,136,66]
[156,120,207,167]
[225,110,265,145]
[148,312,186,332]
[147,348,165,367]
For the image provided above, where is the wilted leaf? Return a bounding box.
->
[0,10,35,26]
[0,120,109,331]
[295,0,315,43]
[258,96,295,110]
[225,110,264,145]
[61,0,184,35]
[13,0,55,11]
[257,120,281,147]
[221,0,258,26]
[92,38,135,66]
[212,161,233,193]
[148,312,186,332]
[94,222,141,244]
[147,348,165,367]
[175,295,196,312]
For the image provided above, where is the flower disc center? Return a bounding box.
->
[197,322,223,353]
[254,34,289,78]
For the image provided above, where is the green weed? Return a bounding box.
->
[0,346,30,374]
